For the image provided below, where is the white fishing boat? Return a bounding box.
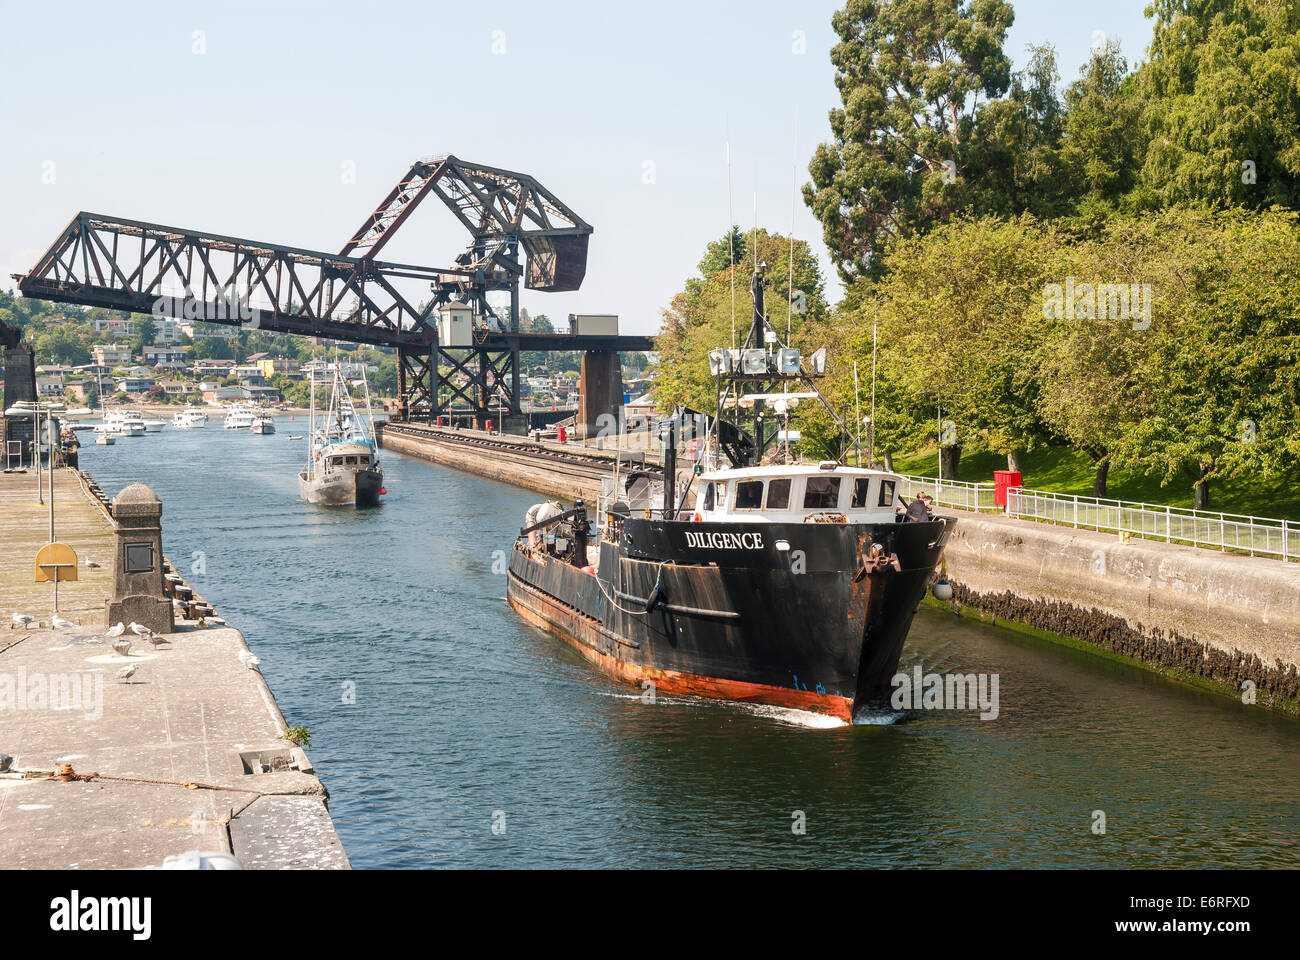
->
[250,411,276,434]
[141,416,167,432]
[223,402,257,430]
[298,369,384,506]
[170,404,209,429]
[95,432,115,445]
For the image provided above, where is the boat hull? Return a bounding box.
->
[506,517,952,720]
[298,467,383,506]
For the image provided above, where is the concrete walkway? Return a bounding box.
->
[0,468,349,868]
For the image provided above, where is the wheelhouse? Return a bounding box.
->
[692,463,901,524]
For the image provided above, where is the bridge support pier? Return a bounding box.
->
[577,351,623,440]
[1,341,37,462]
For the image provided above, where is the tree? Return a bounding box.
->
[1110,208,1300,509]
[191,335,234,360]
[696,226,748,276]
[373,359,398,396]
[965,42,1073,220]
[34,327,90,366]
[133,317,157,352]
[1033,214,1192,495]
[804,0,1016,283]
[861,215,1060,477]
[1139,0,1300,210]
[1058,38,1146,209]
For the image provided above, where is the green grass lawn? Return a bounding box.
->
[884,445,1300,522]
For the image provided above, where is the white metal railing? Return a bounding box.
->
[1007,487,1299,561]
[894,474,1298,561]
[895,474,1002,513]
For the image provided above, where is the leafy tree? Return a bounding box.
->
[34,327,90,366]
[965,42,1073,219]
[191,335,234,360]
[373,359,398,395]
[133,317,157,352]
[1111,208,1300,509]
[1139,0,1300,210]
[854,216,1060,477]
[1059,38,1147,209]
[804,0,1016,283]
[696,226,748,276]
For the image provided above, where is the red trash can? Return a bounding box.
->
[993,470,1022,508]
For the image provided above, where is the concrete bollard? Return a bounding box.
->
[107,483,175,635]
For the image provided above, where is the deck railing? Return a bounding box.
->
[893,472,1298,562]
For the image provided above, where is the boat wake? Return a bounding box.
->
[596,689,849,729]
[852,708,909,726]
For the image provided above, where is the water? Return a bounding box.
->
[79,422,1300,868]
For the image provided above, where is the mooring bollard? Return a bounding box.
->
[107,483,175,635]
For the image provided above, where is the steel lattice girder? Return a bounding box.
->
[432,347,518,414]
[339,155,592,292]
[18,213,451,348]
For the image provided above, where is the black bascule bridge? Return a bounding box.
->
[11,155,653,431]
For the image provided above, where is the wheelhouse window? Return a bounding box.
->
[803,476,841,509]
[701,482,716,511]
[878,480,896,507]
[851,478,872,508]
[766,477,791,510]
[734,480,764,510]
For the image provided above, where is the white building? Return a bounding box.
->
[153,318,185,343]
[180,321,239,341]
[92,316,134,337]
[93,343,132,367]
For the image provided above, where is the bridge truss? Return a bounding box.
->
[14,156,647,424]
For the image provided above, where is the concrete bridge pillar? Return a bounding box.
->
[1,342,36,463]
[577,351,622,440]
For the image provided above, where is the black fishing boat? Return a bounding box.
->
[507,264,953,720]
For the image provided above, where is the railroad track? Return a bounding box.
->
[378,422,662,486]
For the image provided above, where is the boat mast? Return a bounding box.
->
[307,369,316,480]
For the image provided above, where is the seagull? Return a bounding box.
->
[52,615,76,630]
[237,650,261,670]
[147,633,169,648]
[12,613,35,630]
[84,558,101,568]
[129,622,153,639]
[116,664,138,681]
[106,622,126,638]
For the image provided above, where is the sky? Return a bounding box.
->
[0,0,1155,336]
